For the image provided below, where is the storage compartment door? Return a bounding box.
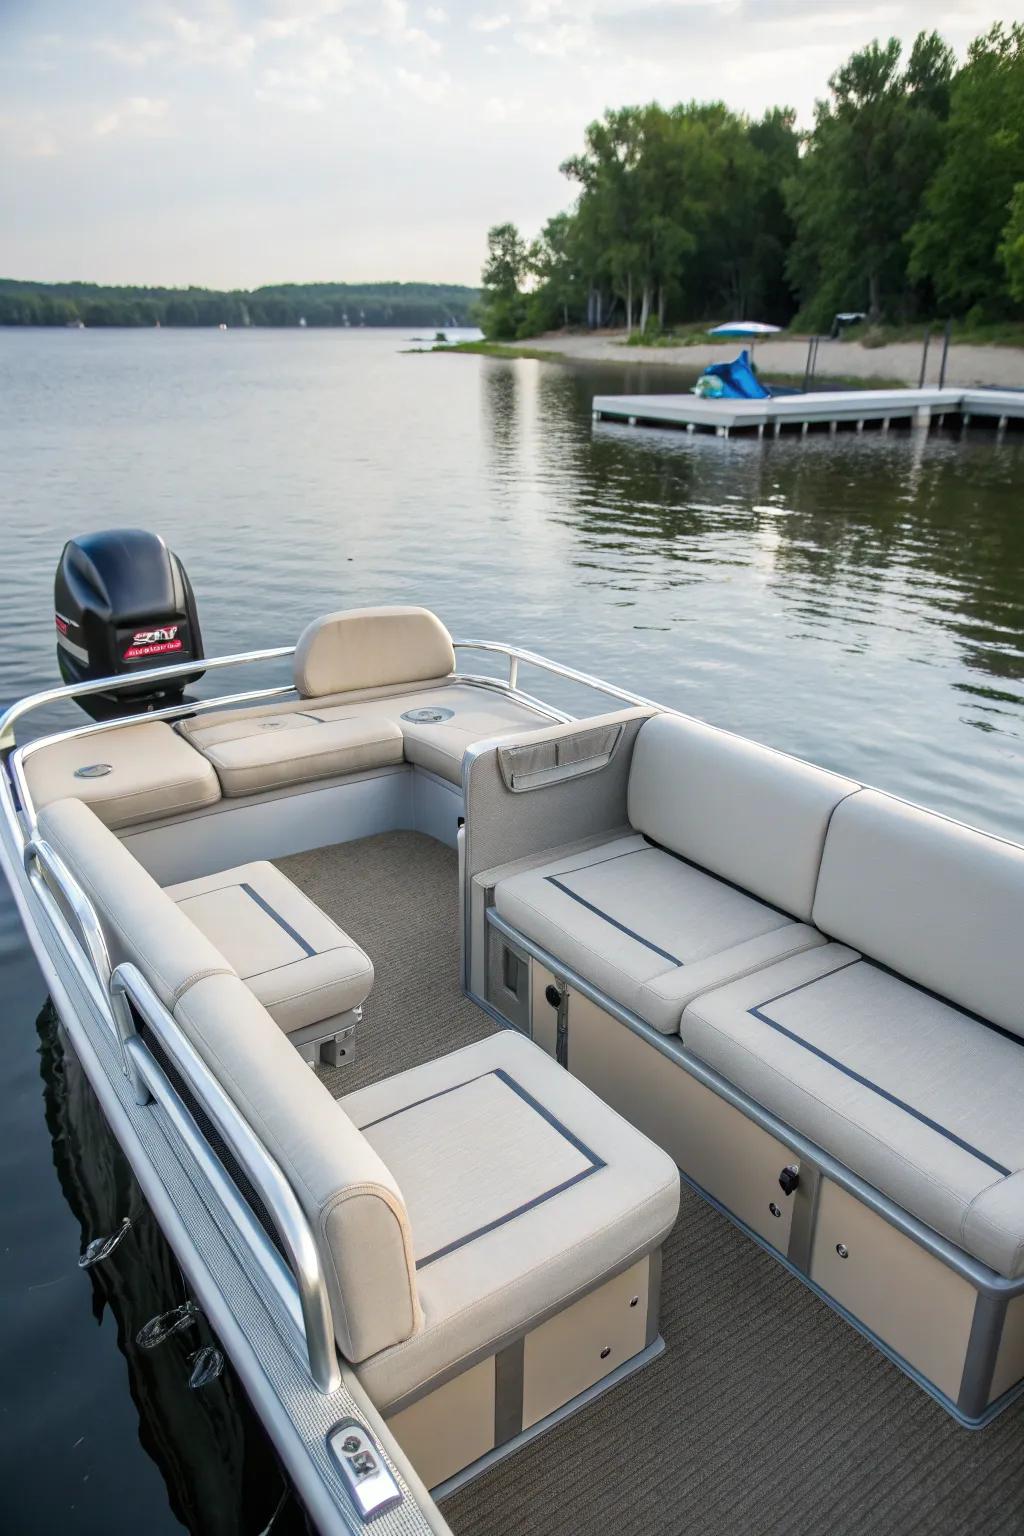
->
[811,1179,976,1402]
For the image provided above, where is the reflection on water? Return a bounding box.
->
[1,328,1023,1528]
[35,1006,305,1535]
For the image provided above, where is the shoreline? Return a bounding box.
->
[442,331,1024,390]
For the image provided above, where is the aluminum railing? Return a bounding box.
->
[19,829,340,1395]
[112,962,341,1394]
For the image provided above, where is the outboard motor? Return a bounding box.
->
[55,528,204,720]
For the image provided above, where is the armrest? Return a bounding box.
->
[462,706,655,994]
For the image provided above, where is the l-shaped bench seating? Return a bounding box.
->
[36,794,679,1490]
[473,708,1024,1425]
[24,606,553,832]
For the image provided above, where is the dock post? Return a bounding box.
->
[773,420,781,438]
[856,419,864,433]
[757,424,764,439]
[829,421,837,435]
[938,318,953,390]
[881,417,890,434]
[801,421,809,436]
[999,415,1008,432]
[593,409,601,421]
[913,406,931,431]
[918,327,932,388]
[686,422,695,434]
[628,416,637,426]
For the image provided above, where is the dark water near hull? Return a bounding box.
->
[1,328,1023,1531]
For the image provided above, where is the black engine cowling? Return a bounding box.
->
[55,528,204,719]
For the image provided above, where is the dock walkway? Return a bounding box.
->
[591,386,1024,437]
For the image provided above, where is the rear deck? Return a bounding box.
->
[592,386,1024,437]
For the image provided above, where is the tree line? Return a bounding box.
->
[479,23,1024,340]
[0,279,479,329]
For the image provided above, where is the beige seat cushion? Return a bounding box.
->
[37,795,233,1009]
[813,788,1024,1037]
[174,972,420,1363]
[679,945,1024,1278]
[294,606,456,698]
[627,712,860,921]
[180,683,554,787]
[26,720,221,829]
[341,1031,680,1410]
[164,860,373,1034]
[493,833,826,1033]
[200,714,404,797]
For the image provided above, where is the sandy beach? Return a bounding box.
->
[511,329,1024,389]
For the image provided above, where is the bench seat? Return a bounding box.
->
[164,860,373,1053]
[494,832,827,1033]
[340,1030,680,1411]
[680,944,1024,1277]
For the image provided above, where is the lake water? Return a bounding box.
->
[2,327,1023,1532]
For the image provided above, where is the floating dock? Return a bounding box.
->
[591,387,1024,437]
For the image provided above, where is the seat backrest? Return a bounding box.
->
[627,713,860,921]
[38,795,233,1010]
[293,606,456,699]
[813,789,1024,1034]
[36,796,420,1362]
[174,974,420,1361]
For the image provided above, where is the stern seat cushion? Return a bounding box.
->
[493,833,828,1033]
[199,713,405,797]
[25,719,221,829]
[340,1031,680,1410]
[679,945,1024,1278]
[179,685,554,789]
[163,860,373,1036]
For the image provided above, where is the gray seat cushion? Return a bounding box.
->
[493,833,826,1033]
[680,946,1024,1277]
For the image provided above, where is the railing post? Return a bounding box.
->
[507,655,519,692]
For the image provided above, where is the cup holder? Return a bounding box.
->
[400,707,455,723]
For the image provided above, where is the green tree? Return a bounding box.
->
[478,222,530,338]
[909,24,1024,317]
[1000,183,1024,302]
[786,33,953,327]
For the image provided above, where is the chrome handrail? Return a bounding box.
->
[0,644,295,746]
[453,640,663,713]
[25,836,147,1099]
[111,962,342,1395]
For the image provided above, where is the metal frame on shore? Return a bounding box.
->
[592,386,1024,437]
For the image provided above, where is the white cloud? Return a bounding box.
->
[469,12,511,32]
[93,96,170,139]
[483,94,523,121]
[425,5,449,21]
[395,66,450,103]
[0,113,60,159]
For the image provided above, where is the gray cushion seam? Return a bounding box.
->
[682,1003,982,1215]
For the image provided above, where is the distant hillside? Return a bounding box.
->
[0,279,480,328]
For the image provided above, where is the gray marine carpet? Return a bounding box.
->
[274,831,495,1099]
[278,833,1024,1536]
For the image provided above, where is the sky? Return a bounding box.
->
[0,0,1019,289]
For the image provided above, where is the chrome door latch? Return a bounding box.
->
[327,1419,402,1522]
